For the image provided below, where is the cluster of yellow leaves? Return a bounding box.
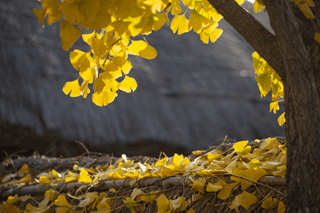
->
[1,137,287,212]
[33,0,170,106]
[33,0,231,106]
[169,0,227,44]
[252,51,285,126]
[62,30,146,106]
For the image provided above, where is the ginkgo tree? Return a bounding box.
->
[33,0,320,212]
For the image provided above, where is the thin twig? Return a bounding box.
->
[226,174,286,198]
[74,140,90,157]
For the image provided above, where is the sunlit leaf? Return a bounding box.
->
[253,0,265,13]
[270,101,280,114]
[127,40,157,59]
[278,112,286,126]
[119,75,138,93]
[92,89,118,107]
[233,140,251,155]
[78,168,92,183]
[82,31,95,46]
[170,14,191,35]
[188,10,210,34]
[62,79,81,97]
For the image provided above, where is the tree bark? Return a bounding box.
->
[264,0,320,212]
[207,0,320,212]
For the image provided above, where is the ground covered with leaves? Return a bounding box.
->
[0,136,287,212]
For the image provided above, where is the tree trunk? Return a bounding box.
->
[265,1,320,212]
[207,0,320,212]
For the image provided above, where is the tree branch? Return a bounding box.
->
[207,0,286,80]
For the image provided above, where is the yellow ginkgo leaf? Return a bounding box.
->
[295,1,315,19]
[260,137,278,150]
[233,140,248,152]
[0,202,21,213]
[171,0,182,15]
[39,176,52,185]
[92,89,118,107]
[202,21,219,34]
[189,178,206,194]
[62,79,81,97]
[82,31,95,46]
[80,67,95,84]
[192,150,204,155]
[6,196,19,205]
[78,168,92,183]
[45,189,59,202]
[17,164,29,175]
[25,204,45,213]
[235,0,245,4]
[200,31,209,44]
[252,51,263,74]
[230,191,257,210]
[157,194,170,213]
[153,12,168,31]
[136,191,156,203]
[169,196,187,212]
[131,188,144,200]
[33,8,46,25]
[248,159,262,168]
[19,174,31,183]
[262,197,278,209]
[121,60,133,75]
[170,14,191,35]
[206,182,223,192]
[233,140,251,155]
[93,74,106,94]
[256,72,272,97]
[173,153,184,166]
[46,3,62,25]
[188,10,210,34]
[80,80,90,98]
[270,101,280,114]
[60,20,82,51]
[207,153,221,161]
[217,182,239,200]
[127,40,157,59]
[69,49,86,70]
[278,112,286,126]
[278,201,286,213]
[224,158,238,174]
[187,208,195,213]
[119,75,138,93]
[231,167,266,190]
[209,28,223,43]
[253,0,265,13]
[96,197,112,212]
[55,195,73,208]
